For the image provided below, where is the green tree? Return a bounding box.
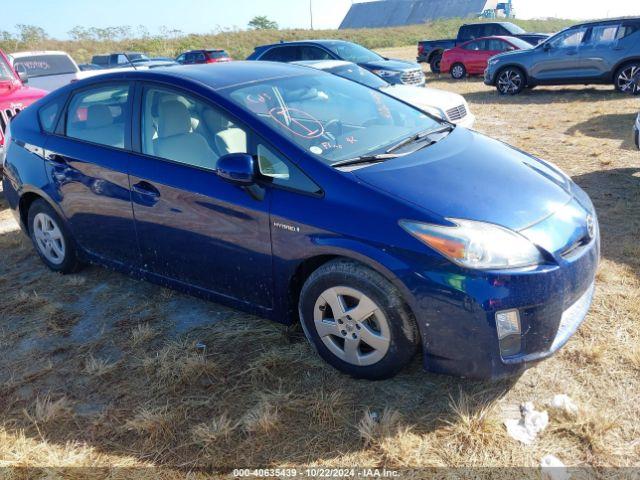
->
[248,16,278,30]
[15,24,48,45]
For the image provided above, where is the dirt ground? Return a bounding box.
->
[0,46,639,477]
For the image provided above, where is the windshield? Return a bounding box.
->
[507,37,534,50]
[225,72,443,165]
[128,53,149,62]
[0,54,16,81]
[13,54,77,78]
[327,64,388,89]
[325,42,383,64]
[503,23,526,34]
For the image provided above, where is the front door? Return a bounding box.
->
[531,27,588,82]
[128,84,274,307]
[44,82,139,264]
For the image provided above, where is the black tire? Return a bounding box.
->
[299,259,419,380]
[614,62,640,93]
[496,66,526,95]
[429,53,442,74]
[27,199,83,274]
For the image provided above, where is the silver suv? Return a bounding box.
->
[484,18,640,94]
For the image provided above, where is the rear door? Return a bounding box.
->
[580,21,635,80]
[43,81,139,264]
[127,83,274,307]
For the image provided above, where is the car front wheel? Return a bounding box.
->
[614,63,640,93]
[28,199,82,273]
[299,259,419,380]
[451,63,467,80]
[496,67,525,95]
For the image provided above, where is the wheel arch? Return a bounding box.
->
[611,57,640,82]
[427,48,444,63]
[17,188,67,232]
[283,242,420,329]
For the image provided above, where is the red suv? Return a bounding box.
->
[0,49,48,177]
[176,49,232,65]
[441,36,532,79]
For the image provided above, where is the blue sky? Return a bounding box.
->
[3,0,639,39]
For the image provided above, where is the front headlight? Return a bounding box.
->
[400,218,544,270]
[372,69,400,78]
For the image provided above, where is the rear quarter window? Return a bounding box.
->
[39,99,63,133]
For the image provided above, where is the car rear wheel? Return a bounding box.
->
[451,63,467,80]
[430,53,442,74]
[28,199,82,273]
[299,259,419,380]
[496,67,525,95]
[614,63,640,93]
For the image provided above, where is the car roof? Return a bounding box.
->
[10,50,71,58]
[571,16,640,28]
[256,39,352,50]
[292,60,352,70]
[71,61,318,91]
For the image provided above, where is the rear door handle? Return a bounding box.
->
[132,181,160,198]
[46,153,67,165]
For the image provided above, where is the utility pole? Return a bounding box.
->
[310,0,314,30]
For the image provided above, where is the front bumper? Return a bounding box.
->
[634,113,639,149]
[393,225,599,380]
[484,66,498,85]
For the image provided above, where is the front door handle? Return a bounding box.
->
[132,181,160,198]
[46,153,67,165]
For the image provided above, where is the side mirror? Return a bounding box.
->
[15,65,28,83]
[543,43,552,51]
[216,153,256,185]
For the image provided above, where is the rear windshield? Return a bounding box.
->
[207,50,229,59]
[13,54,77,78]
[0,54,16,81]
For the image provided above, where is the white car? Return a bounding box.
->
[294,60,475,128]
[9,51,136,93]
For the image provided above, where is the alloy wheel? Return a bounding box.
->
[313,286,390,366]
[33,212,66,265]
[497,69,523,94]
[616,65,639,93]
[452,64,465,79]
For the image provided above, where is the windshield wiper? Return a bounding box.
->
[385,125,454,154]
[332,153,401,169]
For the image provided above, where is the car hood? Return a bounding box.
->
[353,128,575,231]
[0,81,48,105]
[360,58,420,71]
[383,85,466,113]
[492,48,533,61]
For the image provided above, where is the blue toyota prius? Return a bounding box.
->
[1,62,599,380]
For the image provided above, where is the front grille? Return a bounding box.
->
[0,107,21,143]
[401,69,424,85]
[446,104,467,122]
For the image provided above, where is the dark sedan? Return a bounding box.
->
[247,40,425,86]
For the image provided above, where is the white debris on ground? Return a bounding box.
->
[540,454,570,480]
[0,217,18,234]
[549,394,579,417]
[504,402,549,445]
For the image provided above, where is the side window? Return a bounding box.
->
[487,39,508,51]
[550,28,587,48]
[195,52,206,62]
[463,41,480,51]
[300,46,332,61]
[141,86,247,170]
[261,46,300,62]
[176,54,185,63]
[39,99,63,133]
[587,25,619,45]
[257,143,321,194]
[616,23,640,40]
[116,54,128,65]
[66,84,129,148]
[465,25,481,39]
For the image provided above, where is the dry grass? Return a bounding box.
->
[0,43,639,476]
